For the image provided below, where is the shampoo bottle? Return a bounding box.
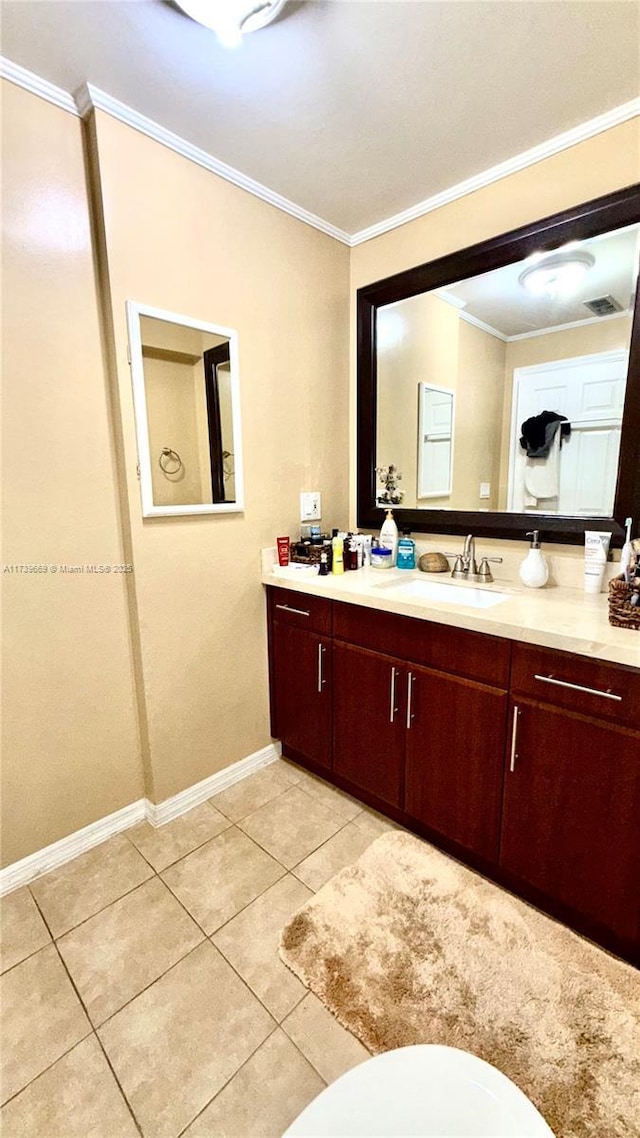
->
[331,534,344,575]
[519,530,549,589]
[379,510,398,566]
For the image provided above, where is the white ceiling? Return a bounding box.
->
[1,0,639,235]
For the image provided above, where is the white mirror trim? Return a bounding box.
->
[126,301,245,518]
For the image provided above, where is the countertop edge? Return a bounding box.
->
[261,569,640,671]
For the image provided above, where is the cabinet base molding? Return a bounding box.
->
[0,742,281,896]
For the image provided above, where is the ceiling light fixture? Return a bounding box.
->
[175,0,286,49]
[518,252,595,300]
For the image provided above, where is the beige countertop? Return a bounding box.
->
[262,559,640,670]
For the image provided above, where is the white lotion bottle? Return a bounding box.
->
[519,530,549,588]
[379,509,399,566]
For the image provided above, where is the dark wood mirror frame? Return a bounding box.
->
[357,184,640,546]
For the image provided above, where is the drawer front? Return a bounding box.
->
[268,586,332,636]
[511,644,640,727]
[333,601,510,687]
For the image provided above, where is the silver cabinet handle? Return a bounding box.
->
[533,674,622,702]
[389,666,397,724]
[406,672,415,729]
[317,643,326,692]
[275,603,310,617]
[510,704,520,773]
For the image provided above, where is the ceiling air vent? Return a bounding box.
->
[583,295,624,317]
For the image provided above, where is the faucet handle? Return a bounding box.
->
[477,556,502,582]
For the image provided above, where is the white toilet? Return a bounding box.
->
[284,1044,555,1137]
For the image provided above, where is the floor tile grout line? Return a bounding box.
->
[207,925,309,1024]
[233,812,349,873]
[173,1021,283,1138]
[0,1027,95,1111]
[157,830,289,937]
[48,937,145,1137]
[92,1031,145,1138]
[288,813,372,880]
[209,773,299,824]
[28,865,156,941]
[92,938,208,1031]
[292,782,366,826]
[201,866,306,940]
[124,818,233,874]
[0,938,54,978]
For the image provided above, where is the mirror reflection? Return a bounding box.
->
[127,304,243,517]
[376,222,638,516]
[417,384,454,499]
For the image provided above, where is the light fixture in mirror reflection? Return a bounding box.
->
[376,221,638,517]
[126,303,244,517]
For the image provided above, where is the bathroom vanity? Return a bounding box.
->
[265,571,640,965]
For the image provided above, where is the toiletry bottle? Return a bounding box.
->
[397,529,416,570]
[346,534,359,571]
[379,510,398,566]
[519,530,548,588]
[331,534,344,575]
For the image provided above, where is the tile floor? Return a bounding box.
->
[1,759,400,1138]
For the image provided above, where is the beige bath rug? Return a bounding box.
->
[280,831,640,1138]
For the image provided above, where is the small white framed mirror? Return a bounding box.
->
[417,382,454,499]
[126,302,244,517]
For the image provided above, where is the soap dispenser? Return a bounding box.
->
[519,530,549,589]
[379,510,399,566]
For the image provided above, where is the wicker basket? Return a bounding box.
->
[608,574,640,630]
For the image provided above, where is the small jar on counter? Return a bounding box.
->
[370,546,393,569]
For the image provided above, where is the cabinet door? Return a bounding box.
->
[500,699,640,944]
[272,620,332,771]
[405,665,507,861]
[332,642,405,807]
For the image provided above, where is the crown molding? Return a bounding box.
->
[2,56,637,249]
[0,56,79,115]
[75,82,352,246]
[349,98,640,247]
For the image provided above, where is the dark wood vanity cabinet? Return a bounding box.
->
[267,588,332,772]
[266,586,640,962]
[332,642,406,807]
[404,666,508,863]
[501,645,640,947]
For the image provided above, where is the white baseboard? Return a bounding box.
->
[0,742,281,896]
[145,742,281,827]
[0,800,147,897]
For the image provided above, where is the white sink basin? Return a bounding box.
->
[372,576,512,609]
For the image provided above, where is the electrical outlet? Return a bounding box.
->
[479,482,491,499]
[300,491,322,521]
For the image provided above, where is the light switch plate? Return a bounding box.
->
[300,491,322,521]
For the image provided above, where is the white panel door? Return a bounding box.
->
[508,350,627,514]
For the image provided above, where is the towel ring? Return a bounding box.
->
[159,447,183,475]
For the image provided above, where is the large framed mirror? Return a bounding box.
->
[357,185,640,544]
[126,302,244,517]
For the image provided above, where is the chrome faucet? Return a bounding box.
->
[462,534,477,576]
[448,534,503,583]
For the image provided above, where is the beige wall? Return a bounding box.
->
[1,82,143,866]
[455,320,505,512]
[377,297,505,510]
[351,117,640,552]
[88,109,350,802]
[377,293,459,507]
